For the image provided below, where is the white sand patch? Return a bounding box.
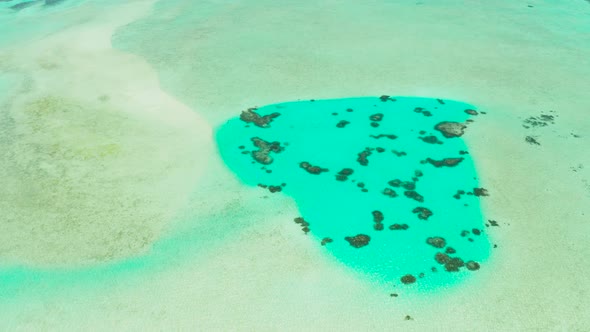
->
[0,0,212,266]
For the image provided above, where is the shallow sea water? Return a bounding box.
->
[1,0,589,330]
[217,96,490,289]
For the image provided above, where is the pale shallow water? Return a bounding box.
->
[0,0,589,330]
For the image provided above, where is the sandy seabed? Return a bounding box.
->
[0,0,589,330]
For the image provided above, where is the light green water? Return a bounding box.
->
[216,96,491,290]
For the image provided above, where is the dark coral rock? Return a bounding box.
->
[420,135,443,144]
[357,182,365,188]
[473,188,489,197]
[374,223,384,231]
[465,109,478,116]
[422,110,432,117]
[412,207,433,220]
[402,181,416,190]
[294,217,311,234]
[335,174,348,181]
[435,252,451,264]
[321,237,333,246]
[404,191,424,202]
[444,257,465,272]
[400,274,417,284]
[389,223,409,230]
[445,247,456,254]
[426,236,446,248]
[466,261,480,271]
[251,137,284,165]
[370,122,380,128]
[346,108,354,112]
[459,150,469,155]
[294,217,309,227]
[523,114,554,128]
[376,147,385,153]
[336,120,350,128]
[240,108,280,128]
[488,220,499,227]
[392,150,407,157]
[338,168,354,175]
[345,234,371,248]
[357,148,373,166]
[370,113,384,122]
[372,210,384,223]
[460,230,470,237]
[437,98,445,105]
[383,188,398,198]
[388,179,402,187]
[525,136,540,145]
[414,170,424,178]
[379,95,394,102]
[300,162,329,174]
[336,168,354,181]
[370,134,398,140]
[472,228,481,235]
[434,121,467,138]
[268,185,282,193]
[424,157,464,168]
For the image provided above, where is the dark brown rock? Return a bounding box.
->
[370,113,384,122]
[400,274,416,284]
[435,252,451,264]
[466,261,480,271]
[419,135,443,144]
[370,134,398,140]
[345,234,371,248]
[336,120,350,128]
[251,137,284,164]
[444,257,465,272]
[383,188,398,198]
[300,162,329,174]
[424,157,464,168]
[412,207,433,220]
[404,191,424,202]
[434,121,467,138]
[357,148,372,166]
[320,237,333,246]
[392,150,407,157]
[426,236,446,248]
[389,223,409,230]
[372,210,384,223]
[240,108,280,128]
[473,188,489,197]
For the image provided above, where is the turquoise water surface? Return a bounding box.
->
[217,96,491,290]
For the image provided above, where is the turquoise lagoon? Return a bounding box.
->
[216,96,491,290]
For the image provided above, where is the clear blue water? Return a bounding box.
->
[216,96,491,290]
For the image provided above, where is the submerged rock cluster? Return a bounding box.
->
[221,96,491,289]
